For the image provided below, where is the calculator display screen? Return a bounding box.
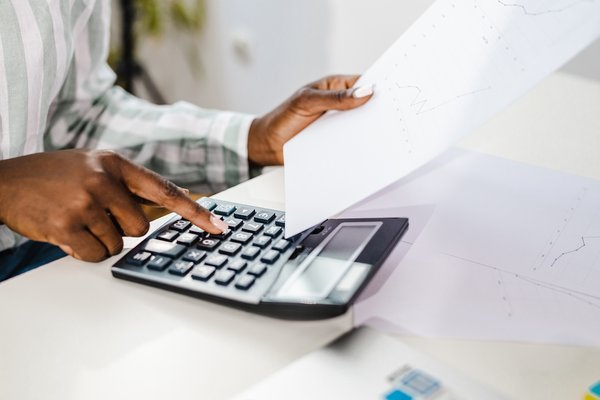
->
[279,223,379,300]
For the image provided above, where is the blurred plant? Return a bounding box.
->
[137,0,206,36]
[109,0,206,86]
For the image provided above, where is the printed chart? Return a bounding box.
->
[352,150,600,345]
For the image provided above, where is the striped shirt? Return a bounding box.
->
[0,0,255,252]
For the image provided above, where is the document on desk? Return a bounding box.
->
[233,327,506,400]
[283,0,600,237]
[350,149,600,346]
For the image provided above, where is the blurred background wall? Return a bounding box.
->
[112,0,600,115]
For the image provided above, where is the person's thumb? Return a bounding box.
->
[293,84,374,114]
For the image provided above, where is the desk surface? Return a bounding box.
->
[1,72,599,400]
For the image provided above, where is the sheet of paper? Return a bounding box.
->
[350,149,600,346]
[233,327,507,400]
[283,0,600,237]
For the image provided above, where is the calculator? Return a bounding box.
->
[112,198,408,320]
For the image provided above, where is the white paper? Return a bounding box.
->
[232,327,506,400]
[351,149,600,346]
[283,0,600,236]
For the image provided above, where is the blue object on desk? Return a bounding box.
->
[385,367,443,400]
[402,370,441,396]
[385,389,413,400]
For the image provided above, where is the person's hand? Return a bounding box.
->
[0,150,229,262]
[248,75,373,165]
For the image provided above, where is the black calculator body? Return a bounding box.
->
[112,198,408,320]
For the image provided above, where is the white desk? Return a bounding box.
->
[1,72,599,400]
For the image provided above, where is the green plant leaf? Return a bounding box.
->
[136,0,163,36]
[170,0,205,32]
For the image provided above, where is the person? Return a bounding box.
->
[0,0,373,280]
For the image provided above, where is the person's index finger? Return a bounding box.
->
[297,86,372,114]
[116,159,227,234]
[307,75,356,91]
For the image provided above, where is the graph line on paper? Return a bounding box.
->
[496,0,596,16]
[393,84,492,115]
[550,236,600,267]
[494,269,514,317]
[442,252,600,315]
[533,187,588,271]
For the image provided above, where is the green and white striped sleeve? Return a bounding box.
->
[44,0,256,194]
[46,83,256,194]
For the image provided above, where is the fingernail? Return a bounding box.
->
[352,84,375,98]
[210,215,229,232]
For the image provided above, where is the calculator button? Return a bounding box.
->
[275,215,286,227]
[255,211,275,223]
[219,242,242,256]
[147,255,171,270]
[223,218,243,231]
[214,269,236,286]
[205,254,228,268]
[171,219,191,232]
[228,259,247,273]
[157,230,179,242]
[189,226,206,235]
[128,251,152,266]
[247,263,267,277]
[272,239,292,252]
[168,261,194,276]
[260,250,280,264]
[206,229,231,241]
[235,275,256,290]
[144,239,186,258]
[264,226,282,238]
[231,232,253,245]
[176,233,200,246]
[197,238,221,251]
[214,204,236,216]
[242,222,263,234]
[191,265,216,281]
[182,250,206,263]
[198,198,217,211]
[252,236,272,249]
[234,207,255,220]
[241,246,260,260]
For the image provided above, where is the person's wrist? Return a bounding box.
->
[0,160,10,225]
[248,116,277,166]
